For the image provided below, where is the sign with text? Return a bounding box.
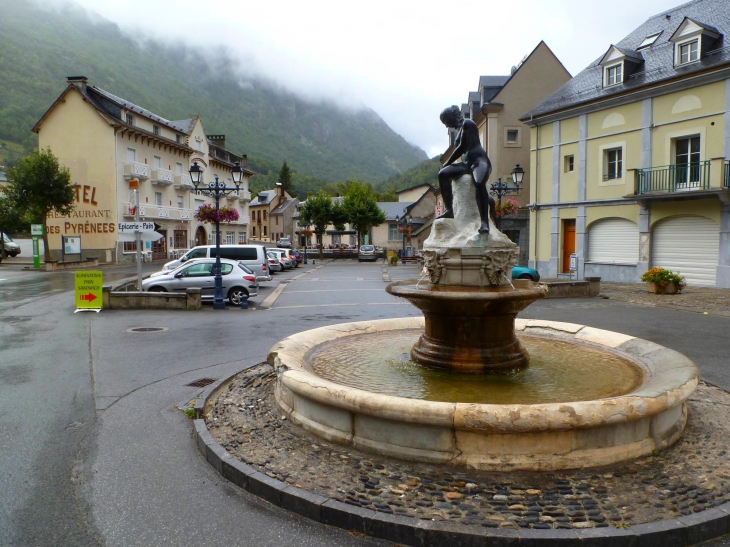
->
[31,224,44,236]
[64,236,81,255]
[116,222,163,242]
[74,271,103,310]
[569,253,577,272]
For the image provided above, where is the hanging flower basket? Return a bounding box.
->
[494,198,520,218]
[397,225,412,235]
[300,228,314,236]
[195,204,239,224]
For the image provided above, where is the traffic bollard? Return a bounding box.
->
[240,294,249,309]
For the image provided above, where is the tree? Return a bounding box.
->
[0,197,24,261]
[5,148,76,260]
[298,191,332,259]
[342,184,386,247]
[278,161,295,196]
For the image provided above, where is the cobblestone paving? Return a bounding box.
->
[205,365,730,531]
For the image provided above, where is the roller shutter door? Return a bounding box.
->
[587,218,639,263]
[652,216,719,287]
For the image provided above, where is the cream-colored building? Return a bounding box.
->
[443,42,571,265]
[32,76,253,262]
[523,0,730,287]
[372,184,438,254]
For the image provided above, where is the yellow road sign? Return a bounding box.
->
[75,271,103,310]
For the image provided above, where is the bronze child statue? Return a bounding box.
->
[437,105,495,234]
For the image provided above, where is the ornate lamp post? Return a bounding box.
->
[395,213,412,262]
[189,160,243,310]
[489,164,525,230]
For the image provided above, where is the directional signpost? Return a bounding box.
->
[116,222,164,240]
[74,271,103,313]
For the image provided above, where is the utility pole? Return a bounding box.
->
[131,182,142,290]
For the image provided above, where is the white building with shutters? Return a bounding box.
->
[522,0,730,287]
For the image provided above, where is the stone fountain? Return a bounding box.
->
[269,110,698,471]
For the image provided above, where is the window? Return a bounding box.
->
[176,134,181,144]
[187,248,208,259]
[155,192,162,206]
[605,64,623,86]
[226,231,235,245]
[127,148,136,162]
[182,263,213,277]
[123,241,138,252]
[502,230,520,245]
[674,136,701,184]
[238,232,246,244]
[174,230,187,248]
[388,224,403,241]
[263,210,267,221]
[175,162,183,175]
[506,130,518,143]
[153,125,160,136]
[153,156,162,169]
[177,196,183,209]
[194,139,201,152]
[678,40,699,64]
[263,226,267,236]
[604,148,623,180]
[125,113,134,126]
[638,32,662,49]
[275,216,279,225]
[252,226,257,236]
[504,127,521,147]
[564,155,574,173]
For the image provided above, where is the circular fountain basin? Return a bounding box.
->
[269,318,699,471]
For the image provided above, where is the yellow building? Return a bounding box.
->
[249,186,296,243]
[523,0,730,288]
[32,76,253,262]
[443,42,571,265]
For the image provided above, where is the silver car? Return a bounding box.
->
[358,245,377,262]
[268,249,293,270]
[142,258,258,305]
[1,233,20,259]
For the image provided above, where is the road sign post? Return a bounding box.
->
[31,224,43,269]
[74,271,103,313]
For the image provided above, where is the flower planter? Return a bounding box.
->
[646,281,679,295]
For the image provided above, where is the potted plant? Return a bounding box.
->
[494,198,520,217]
[640,267,686,294]
[388,254,398,266]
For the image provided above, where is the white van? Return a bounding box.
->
[163,245,271,282]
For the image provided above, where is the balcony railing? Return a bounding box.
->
[173,174,194,190]
[122,202,192,220]
[636,161,711,194]
[725,161,730,188]
[239,190,252,202]
[150,168,173,186]
[123,162,150,180]
[226,191,239,200]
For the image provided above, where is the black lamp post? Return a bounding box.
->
[189,160,243,310]
[395,213,412,261]
[301,223,310,264]
[489,164,525,230]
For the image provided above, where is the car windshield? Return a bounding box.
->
[2,233,12,242]
[360,245,374,251]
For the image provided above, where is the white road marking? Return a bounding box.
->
[259,283,288,309]
[271,302,413,310]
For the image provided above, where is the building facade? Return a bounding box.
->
[443,42,572,266]
[32,77,253,262]
[249,186,297,243]
[523,0,730,287]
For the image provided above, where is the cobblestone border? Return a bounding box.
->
[193,376,730,546]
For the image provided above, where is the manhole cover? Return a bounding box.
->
[186,378,217,388]
[126,327,169,333]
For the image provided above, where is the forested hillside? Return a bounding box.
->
[0,0,427,196]
[375,157,442,193]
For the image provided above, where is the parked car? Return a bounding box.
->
[290,249,302,265]
[268,249,293,270]
[272,247,300,267]
[277,237,291,248]
[358,245,377,262]
[142,258,258,305]
[162,244,271,283]
[1,233,21,258]
[512,265,540,282]
[266,252,282,273]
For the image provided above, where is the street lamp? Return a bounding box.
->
[189,160,244,310]
[395,213,412,262]
[489,164,525,231]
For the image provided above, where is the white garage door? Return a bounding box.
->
[588,218,639,263]
[652,215,719,287]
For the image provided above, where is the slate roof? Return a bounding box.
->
[90,87,187,134]
[479,75,510,88]
[524,0,730,119]
[251,190,276,206]
[377,202,414,221]
[271,198,298,215]
[395,183,435,194]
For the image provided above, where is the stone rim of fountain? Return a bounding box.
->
[269,317,698,471]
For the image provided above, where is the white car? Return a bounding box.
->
[268,249,292,270]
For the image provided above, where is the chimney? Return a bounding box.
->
[207,134,226,149]
[67,76,88,91]
[275,182,284,206]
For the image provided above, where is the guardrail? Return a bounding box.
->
[636,161,711,194]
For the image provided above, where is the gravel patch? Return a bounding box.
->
[204,364,730,531]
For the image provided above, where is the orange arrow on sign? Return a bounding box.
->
[80,293,97,302]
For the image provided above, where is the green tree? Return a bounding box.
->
[331,200,348,232]
[278,161,295,196]
[0,197,24,261]
[376,188,398,202]
[342,184,386,247]
[298,191,332,259]
[5,148,76,260]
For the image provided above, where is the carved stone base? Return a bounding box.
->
[422,247,517,286]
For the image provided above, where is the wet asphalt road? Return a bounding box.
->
[1,260,729,546]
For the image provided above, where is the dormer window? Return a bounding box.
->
[125,113,134,126]
[606,64,623,86]
[669,17,722,68]
[638,32,662,50]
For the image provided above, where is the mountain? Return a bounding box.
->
[375,157,442,193]
[0,0,427,195]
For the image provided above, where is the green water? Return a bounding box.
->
[305,329,643,405]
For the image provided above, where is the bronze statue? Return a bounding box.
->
[437,105,495,234]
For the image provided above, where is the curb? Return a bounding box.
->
[193,387,730,546]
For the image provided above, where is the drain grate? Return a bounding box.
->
[186,378,217,388]
[127,327,168,333]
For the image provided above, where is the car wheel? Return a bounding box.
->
[149,286,167,292]
[517,274,532,281]
[8,253,17,258]
[228,287,248,305]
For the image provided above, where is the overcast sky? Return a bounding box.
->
[60,0,671,158]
